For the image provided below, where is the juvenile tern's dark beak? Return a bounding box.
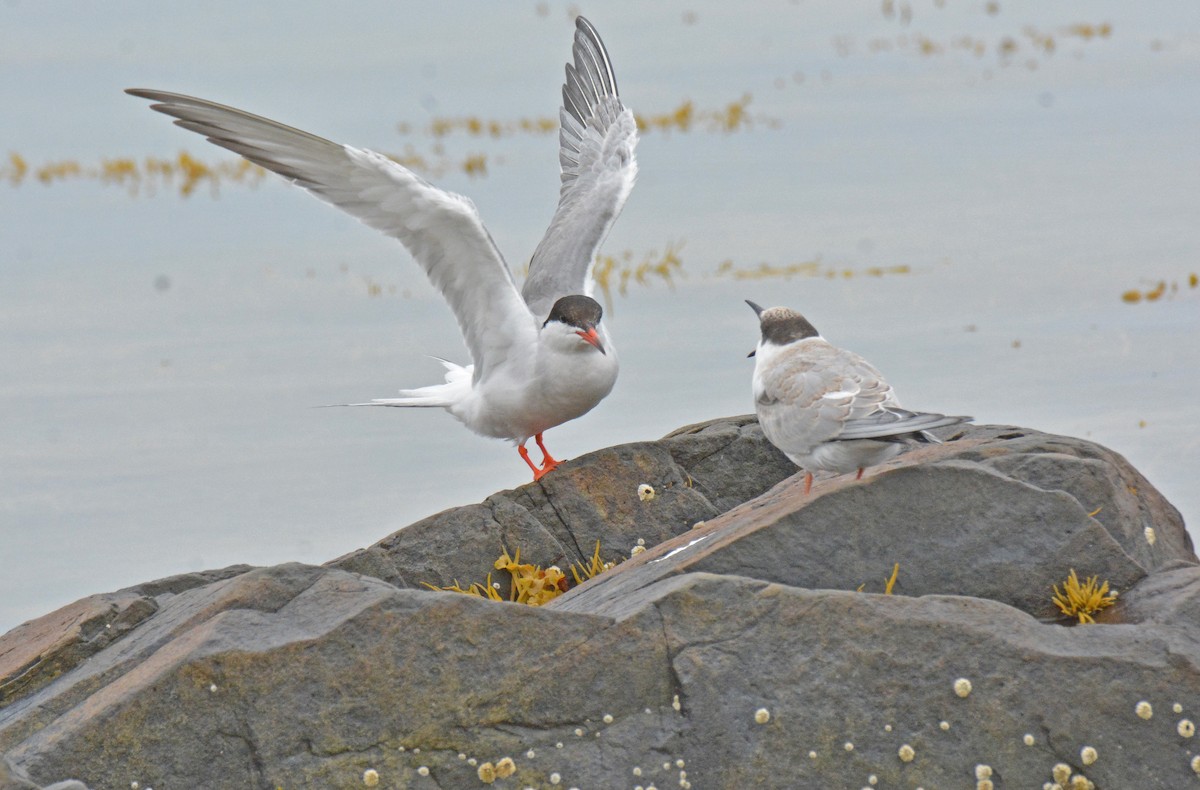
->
[745,300,765,317]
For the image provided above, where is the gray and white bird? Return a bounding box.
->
[127,16,637,480]
[747,301,971,494]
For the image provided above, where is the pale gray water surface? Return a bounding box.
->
[2,1,1198,632]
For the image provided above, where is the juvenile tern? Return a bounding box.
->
[127,16,637,480]
[747,301,972,494]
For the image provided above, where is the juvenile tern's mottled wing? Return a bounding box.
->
[755,343,900,453]
[126,89,535,379]
[521,16,638,318]
[836,408,972,440]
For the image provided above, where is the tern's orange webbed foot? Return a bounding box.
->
[519,440,560,481]
[535,457,560,479]
[803,471,814,495]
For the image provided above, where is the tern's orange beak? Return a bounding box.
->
[576,326,606,354]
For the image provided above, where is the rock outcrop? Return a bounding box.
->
[1,418,1196,789]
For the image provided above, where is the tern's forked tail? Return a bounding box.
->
[340,358,472,409]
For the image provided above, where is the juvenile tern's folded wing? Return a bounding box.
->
[836,408,972,440]
[126,88,535,378]
[522,16,638,318]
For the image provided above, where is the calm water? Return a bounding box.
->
[3,1,1198,633]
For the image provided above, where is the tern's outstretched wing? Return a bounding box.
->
[126,89,536,379]
[521,16,638,319]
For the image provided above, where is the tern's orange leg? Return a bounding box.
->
[518,443,546,480]
[803,471,814,495]
[518,436,560,481]
[855,468,865,481]
[534,433,561,474]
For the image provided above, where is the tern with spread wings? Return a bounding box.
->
[128,16,637,480]
[747,301,972,494]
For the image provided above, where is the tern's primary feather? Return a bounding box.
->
[522,16,639,319]
[124,88,534,383]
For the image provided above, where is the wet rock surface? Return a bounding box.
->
[1,419,1196,789]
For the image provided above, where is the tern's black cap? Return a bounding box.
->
[748,301,820,346]
[545,294,603,329]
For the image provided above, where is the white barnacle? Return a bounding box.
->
[675,759,685,768]
[884,724,892,732]
[1191,755,1200,775]
[208,683,217,693]
[458,753,466,761]
[1023,733,1035,746]
[638,484,655,502]
[673,694,682,712]
[1144,526,1156,545]
[754,708,771,724]
[362,769,379,787]
[603,714,614,724]
[808,751,817,759]
[844,741,855,752]
[898,744,915,762]
[1174,702,1184,713]
[631,545,646,556]
[574,727,585,737]
[495,757,516,778]
[976,782,994,790]
[868,774,878,785]
[550,773,561,786]
[940,721,951,731]
[1052,763,1072,783]
[633,767,642,776]
[1080,745,1098,765]
[526,748,536,759]
[555,742,563,749]
[417,766,429,777]
[954,678,973,698]
[1178,718,1195,737]
[477,762,496,783]
[975,764,993,780]
[1135,700,1153,719]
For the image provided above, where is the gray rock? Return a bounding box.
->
[328,414,795,597]
[556,423,1193,622]
[0,419,1195,789]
